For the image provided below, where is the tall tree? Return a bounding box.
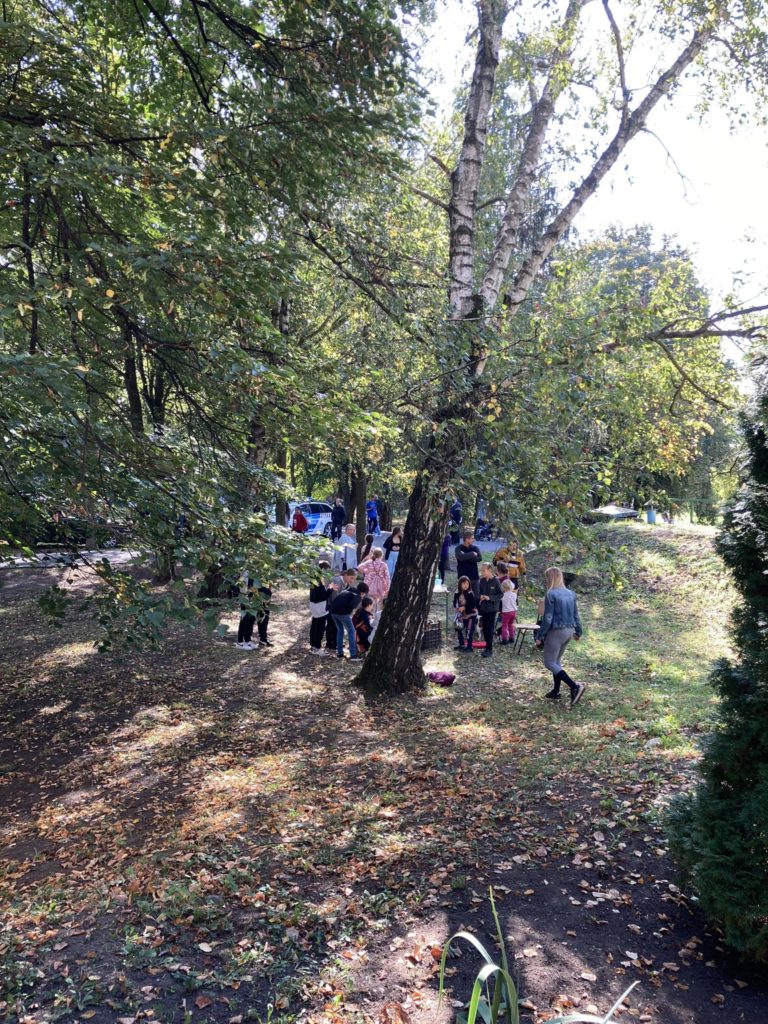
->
[0,0,420,637]
[355,0,768,695]
[669,352,768,963]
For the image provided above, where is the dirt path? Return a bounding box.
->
[1,541,766,1023]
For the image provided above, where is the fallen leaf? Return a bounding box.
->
[195,995,213,1009]
[379,1002,411,1024]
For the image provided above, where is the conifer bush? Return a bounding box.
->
[668,355,768,962]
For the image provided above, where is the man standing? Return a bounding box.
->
[291,506,308,533]
[330,497,346,541]
[366,495,379,535]
[455,531,482,598]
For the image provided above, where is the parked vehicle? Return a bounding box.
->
[288,500,334,536]
[585,504,639,523]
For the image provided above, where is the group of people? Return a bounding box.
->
[328,495,385,541]
[308,558,386,660]
[232,514,586,707]
[330,521,402,577]
[448,529,585,706]
[450,531,525,658]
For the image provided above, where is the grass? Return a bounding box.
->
[0,521,756,1024]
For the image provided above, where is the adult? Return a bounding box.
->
[535,567,586,707]
[383,526,402,575]
[493,535,527,587]
[449,500,463,544]
[455,530,482,598]
[366,495,380,535]
[329,569,361,659]
[292,506,308,533]
[477,562,503,658]
[330,497,346,541]
[340,523,358,570]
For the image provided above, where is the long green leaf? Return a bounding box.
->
[464,965,519,1024]
[488,887,517,1024]
[438,930,494,1005]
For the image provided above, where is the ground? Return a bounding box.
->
[1,524,766,1024]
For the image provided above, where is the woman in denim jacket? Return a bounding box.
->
[535,567,586,707]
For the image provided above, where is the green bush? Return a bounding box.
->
[668,355,768,962]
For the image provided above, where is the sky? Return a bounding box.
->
[417,1,768,316]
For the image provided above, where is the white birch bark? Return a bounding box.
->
[447,0,509,320]
[479,0,589,312]
[502,22,719,312]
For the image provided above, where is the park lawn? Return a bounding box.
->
[1,522,764,1024]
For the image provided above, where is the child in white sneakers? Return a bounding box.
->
[309,560,333,655]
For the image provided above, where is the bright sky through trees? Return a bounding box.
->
[420,0,768,316]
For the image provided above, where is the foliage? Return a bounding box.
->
[668,353,768,963]
[0,0,421,639]
[438,889,637,1024]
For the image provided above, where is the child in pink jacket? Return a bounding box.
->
[358,547,390,611]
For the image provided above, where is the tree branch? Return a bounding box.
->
[602,0,630,128]
[505,20,721,313]
[479,0,587,314]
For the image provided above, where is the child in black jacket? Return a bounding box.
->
[353,596,375,655]
[309,561,332,655]
[453,575,478,652]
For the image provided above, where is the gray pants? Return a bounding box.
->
[542,626,574,675]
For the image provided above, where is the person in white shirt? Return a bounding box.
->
[500,578,518,645]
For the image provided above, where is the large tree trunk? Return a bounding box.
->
[353,467,367,546]
[355,465,448,696]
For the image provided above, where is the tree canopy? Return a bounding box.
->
[1,0,766,658]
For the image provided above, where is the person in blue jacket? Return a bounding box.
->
[535,566,586,707]
[366,495,379,535]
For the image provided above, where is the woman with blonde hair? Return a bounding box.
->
[535,566,585,706]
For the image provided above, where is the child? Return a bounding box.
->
[358,548,390,611]
[496,560,514,589]
[328,569,361,658]
[359,533,375,563]
[353,596,375,655]
[309,561,332,656]
[235,574,256,650]
[256,583,273,647]
[500,578,518,644]
[438,534,451,585]
[453,575,478,653]
[478,561,503,658]
[370,596,385,643]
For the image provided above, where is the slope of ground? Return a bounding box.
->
[1,523,765,1024]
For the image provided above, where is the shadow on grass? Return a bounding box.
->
[0,532,764,1024]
